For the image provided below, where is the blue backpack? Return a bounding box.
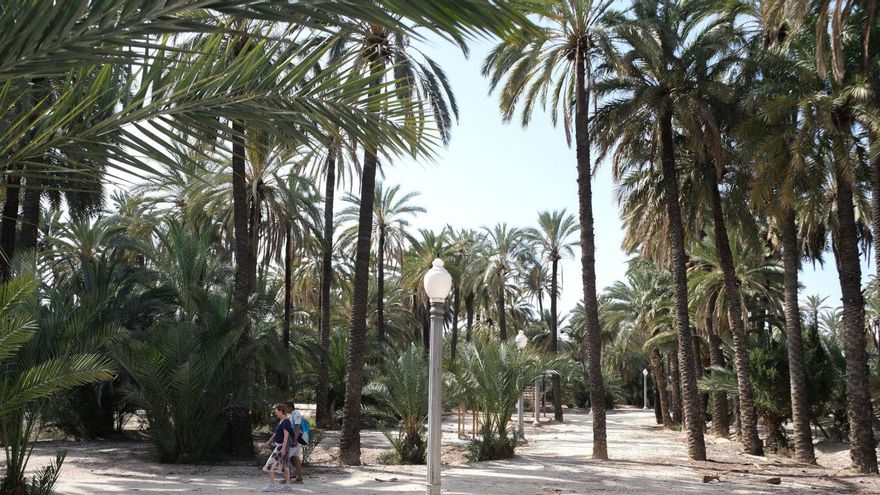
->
[297,418,311,445]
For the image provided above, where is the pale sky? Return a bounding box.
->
[382,37,860,316]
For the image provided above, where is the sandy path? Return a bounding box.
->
[9,408,879,494]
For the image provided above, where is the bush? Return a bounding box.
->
[302,429,323,465]
[380,427,426,464]
[465,424,517,462]
[112,298,256,463]
[455,338,551,461]
[364,345,429,465]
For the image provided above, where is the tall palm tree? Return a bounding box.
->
[527,209,578,422]
[762,1,879,472]
[332,2,530,463]
[591,0,748,460]
[482,0,613,458]
[482,223,527,342]
[308,143,342,428]
[340,182,425,344]
[737,22,825,462]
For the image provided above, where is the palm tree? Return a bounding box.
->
[311,144,342,428]
[527,210,578,422]
[737,23,825,462]
[482,0,613,457]
[482,224,528,342]
[340,182,425,344]
[783,18,878,470]
[591,0,749,460]
[333,3,535,463]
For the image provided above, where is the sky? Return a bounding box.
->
[379,36,862,316]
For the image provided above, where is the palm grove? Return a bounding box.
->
[2,0,880,492]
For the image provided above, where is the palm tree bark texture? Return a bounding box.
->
[707,327,729,438]
[339,54,384,465]
[706,160,762,456]
[316,147,337,429]
[780,208,816,464]
[574,42,607,460]
[550,254,563,422]
[377,224,386,344]
[649,347,674,428]
[831,114,877,473]
[228,117,254,456]
[659,106,706,461]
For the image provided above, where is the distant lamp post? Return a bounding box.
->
[423,259,452,495]
[532,374,541,427]
[642,368,649,410]
[515,330,528,441]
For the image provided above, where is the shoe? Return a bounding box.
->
[294,478,303,484]
[261,484,276,492]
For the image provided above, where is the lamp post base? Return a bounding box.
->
[426,482,441,495]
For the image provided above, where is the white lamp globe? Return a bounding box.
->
[643,368,649,376]
[515,330,528,350]
[423,258,452,302]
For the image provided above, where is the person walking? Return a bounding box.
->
[260,404,296,491]
[285,402,305,484]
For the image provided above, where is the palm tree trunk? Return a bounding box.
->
[19,176,40,252]
[668,348,683,425]
[412,294,421,344]
[653,387,663,424]
[706,161,762,456]
[650,347,674,428]
[733,395,741,441]
[832,131,878,473]
[377,227,386,344]
[708,328,729,438]
[575,42,607,460]
[316,147,337,429]
[340,54,385,465]
[0,175,21,281]
[451,283,460,361]
[465,293,474,343]
[497,291,507,340]
[659,108,705,460]
[550,256,562,422]
[423,305,430,352]
[284,225,292,349]
[228,115,253,456]
[874,126,880,376]
[781,207,816,464]
[691,332,706,430]
[339,142,379,466]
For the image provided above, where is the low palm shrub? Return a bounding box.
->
[113,298,254,463]
[365,345,429,464]
[0,273,115,495]
[455,338,549,461]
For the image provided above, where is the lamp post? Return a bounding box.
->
[642,368,649,410]
[515,330,528,441]
[423,259,451,495]
[532,375,541,427]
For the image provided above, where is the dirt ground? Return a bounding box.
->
[7,407,880,494]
